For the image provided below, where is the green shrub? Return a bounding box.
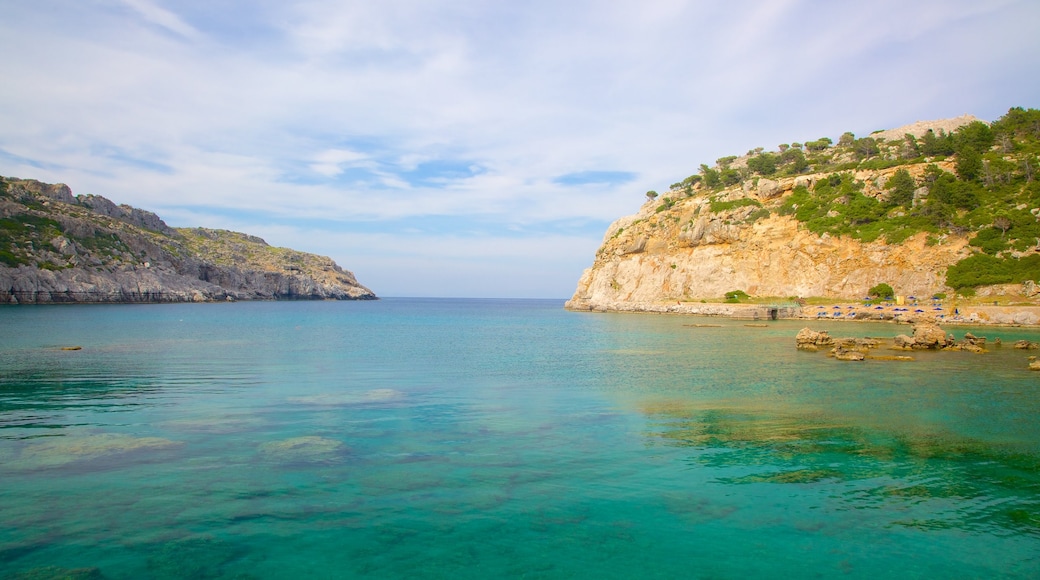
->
[746,208,771,223]
[724,290,749,303]
[945,254,1040,289]
[0,248,24,266]
[868,283,895,299]
[970,227,1009,254]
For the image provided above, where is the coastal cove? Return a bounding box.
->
[2,298,1040,578]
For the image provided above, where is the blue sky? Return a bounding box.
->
[2,1,1038,298]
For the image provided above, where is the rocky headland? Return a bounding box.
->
[0,177,376,303]
[567,108,1040,326]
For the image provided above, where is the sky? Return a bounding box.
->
[2,1,1039,298]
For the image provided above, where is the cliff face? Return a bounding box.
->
[0,177,376,303]
[567,165,973,311]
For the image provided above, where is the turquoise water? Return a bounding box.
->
[2,298,1040,578]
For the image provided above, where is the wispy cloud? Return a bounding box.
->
[1,0,1038,296]
[116,0,201,40]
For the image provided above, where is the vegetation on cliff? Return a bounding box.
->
[0,177,376,303]
[653,107,1040,294]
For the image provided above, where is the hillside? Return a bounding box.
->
[0,177,376,303]
[568,107,1040,313]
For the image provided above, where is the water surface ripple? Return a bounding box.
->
[1,299,1039,578]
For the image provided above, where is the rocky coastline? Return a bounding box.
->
[566,298,1040,327]
[1,177,376,304]
[567,110,1040,325]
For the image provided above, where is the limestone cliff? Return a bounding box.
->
[568,111,1040,312]
[0,177,376,303]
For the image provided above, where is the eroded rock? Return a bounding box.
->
[796,328,834,350]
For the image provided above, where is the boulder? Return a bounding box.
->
[953,332,987,352]
[796,328,833,350]
[893,334,916,350]
[910,323,952,349]
[1014,340,1039,350]
[756,178,780,200]
[832,347,865,361]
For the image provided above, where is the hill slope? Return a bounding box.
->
[0,177,376,303]
[568,107,1040,312]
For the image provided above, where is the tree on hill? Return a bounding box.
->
[991,106,1040,139]
[955,146,983,181]
[805,137,832,152]
[955,121,994,154]
[781,148,809,173]
[993,214,1012,238]
[885,168,916,208]
[747,152,778,176]
[700,164,720,188]
[920,129,956,156]
[901,134,920,159]
[852,137,879,159]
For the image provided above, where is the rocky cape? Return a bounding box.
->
[567,112,1040,323]
[0,177,376,303]
[567,164,970,311]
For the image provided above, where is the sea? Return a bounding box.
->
[1,298,1039,579]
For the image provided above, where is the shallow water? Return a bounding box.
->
[1,299,1039,578]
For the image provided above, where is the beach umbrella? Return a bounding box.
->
[915,309,924,313]
[833,305,841,309]
[874,306,883,310]
[934,307,943,311]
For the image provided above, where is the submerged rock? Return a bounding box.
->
[259,436,346,462]
[831,347,866,361]
[147,536,243,580]
[14,433,181,469]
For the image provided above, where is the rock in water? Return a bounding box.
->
[910,323,951,349]
[796,328,833,350]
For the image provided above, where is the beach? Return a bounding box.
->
[570,298,1040,326]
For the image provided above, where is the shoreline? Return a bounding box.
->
[564,299,1040,326]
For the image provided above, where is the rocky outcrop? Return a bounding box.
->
[564,113,1040,314]
[892,323,953,350]
[796,328,834,351]
[0,177,376,303]
[567,207,970,310]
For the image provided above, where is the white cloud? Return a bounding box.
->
[116,0,201,40]
[308,149,371,177]
[1,0,1038,296]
